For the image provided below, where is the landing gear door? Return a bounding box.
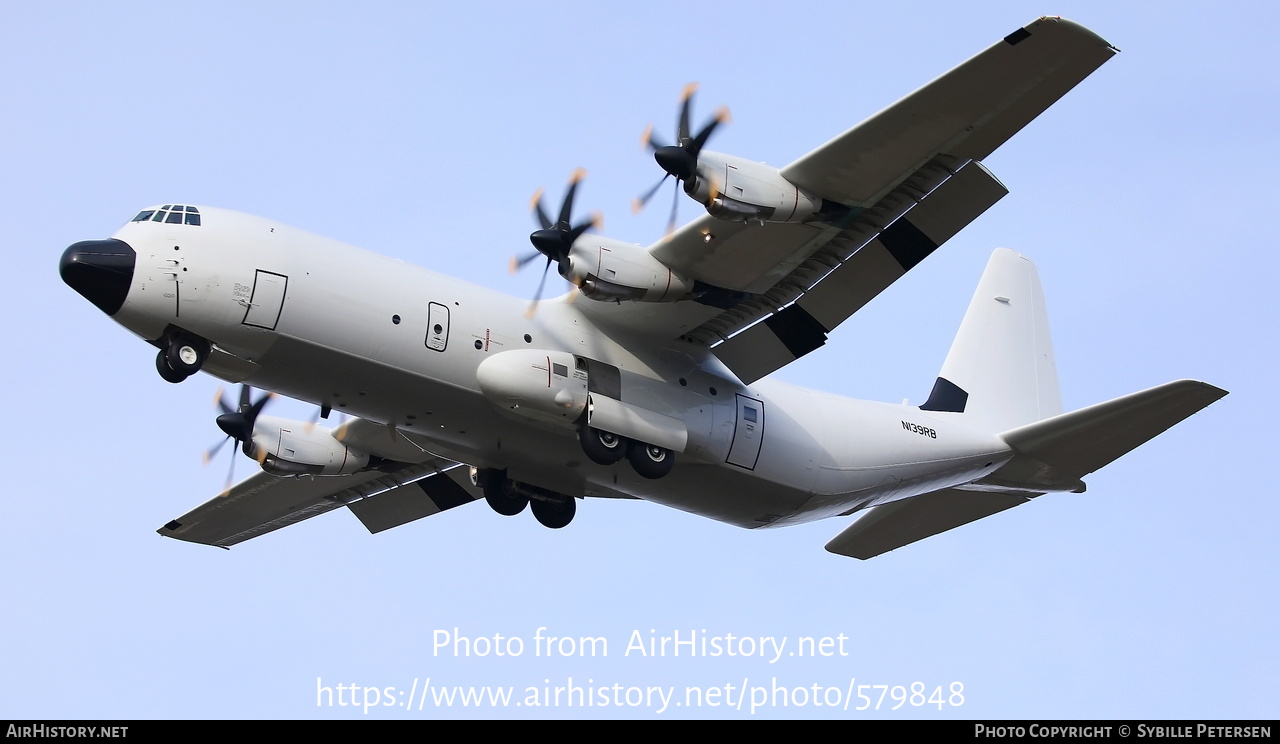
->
[726,394,765,470]
[426,302,449,352]
[242,270,288,330]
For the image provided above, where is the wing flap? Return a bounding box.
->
[825,489,1034,560]
[347,467,480,534]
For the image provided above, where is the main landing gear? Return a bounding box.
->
[155,331,209,384]
[476,468,577,529]
[579,424,674,479]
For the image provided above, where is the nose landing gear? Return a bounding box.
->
[155,331,210,383]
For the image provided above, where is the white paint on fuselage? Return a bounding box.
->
[109,206,1013,529]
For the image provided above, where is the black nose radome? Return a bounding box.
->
[60,238,136,316]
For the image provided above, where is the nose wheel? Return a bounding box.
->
[154,332,209,383]
[156,350,188,383]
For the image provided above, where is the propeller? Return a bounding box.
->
[634,83,730,233]
[510,169,599,316]
[203,385,274,490]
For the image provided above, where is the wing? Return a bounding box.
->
[158,418,482,548]
[585,17,1117,382]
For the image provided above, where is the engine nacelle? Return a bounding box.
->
[687,151,824,225]
[563,236,697,303]
[476,350,588,427]
[248,415,370,476]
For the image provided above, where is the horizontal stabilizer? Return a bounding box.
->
[826,380,1226,559]
[984,379,1227,492]
[825,489,1033,560]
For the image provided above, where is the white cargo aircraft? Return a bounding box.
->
[59,17,1225,558]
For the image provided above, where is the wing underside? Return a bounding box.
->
[158,460,479,548]
[158,418,482,548]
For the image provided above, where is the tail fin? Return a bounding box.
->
[921,247,1060,432]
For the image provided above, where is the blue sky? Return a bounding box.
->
[4,1,1275,719]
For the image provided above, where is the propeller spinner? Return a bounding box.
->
[634,83,730,233]
[203,385,274,490]
[511,169,599,315]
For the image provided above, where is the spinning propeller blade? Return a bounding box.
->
[203,384,274,490]
[634,84,730,228]
[512,170,599,315]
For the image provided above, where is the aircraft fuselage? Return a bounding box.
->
[63,205,1012,529]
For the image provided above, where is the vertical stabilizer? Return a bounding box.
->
[922,248,1061,432]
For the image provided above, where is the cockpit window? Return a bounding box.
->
[132,205,200,226]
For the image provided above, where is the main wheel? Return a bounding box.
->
[628,442,674,479]
[165,334,208,376]
[480,469,527,516]
[155,350,188,383]
[530,496,576,529]
[579,425,628,465]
